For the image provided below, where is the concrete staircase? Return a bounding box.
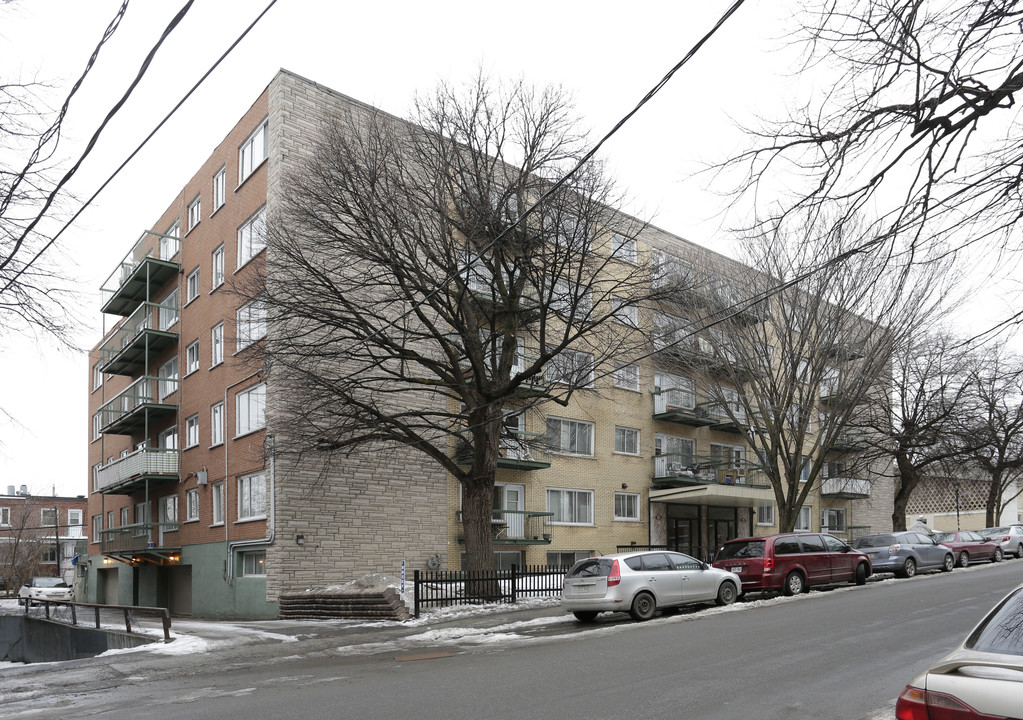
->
[277,587,411,621]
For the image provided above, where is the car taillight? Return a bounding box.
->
[607,559,621,587]
[763,558,773,572]
[889,544,902,554]
[895,684,1001,720]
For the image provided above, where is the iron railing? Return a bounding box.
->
[412,564,568,617]
[24,599,172,642]
[99,522,181,552]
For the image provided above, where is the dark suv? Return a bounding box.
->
[712,533,872,595]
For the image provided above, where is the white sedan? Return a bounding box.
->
[18,577,74,606]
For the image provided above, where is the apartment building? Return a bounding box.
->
[85,70,891,619]
[0,487,87,589]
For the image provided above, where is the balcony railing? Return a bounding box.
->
[99,522,181,553]
[101,233,181,316]
[98,300,179,375]
[456,509,554,545]
[821,476,871,499]
[99,375,178,435]
[95,448,178,493]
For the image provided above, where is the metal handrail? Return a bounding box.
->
[23,599,172,642]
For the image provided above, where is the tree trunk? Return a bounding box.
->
[891,454,920,532]
[985,470,1003,528]
[460,408,503,598]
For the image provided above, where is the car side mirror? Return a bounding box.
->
[700,561,709,570]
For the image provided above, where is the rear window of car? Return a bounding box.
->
[854,535,896,548]
[774,537,802,555]
[566,559,613,578]
[982,527,1008,536]
[717,540,764,561]
[34,578,68,588]
[966,588,1023,656]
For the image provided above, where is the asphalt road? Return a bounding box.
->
[4,561,1022,720]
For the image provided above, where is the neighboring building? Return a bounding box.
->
[85,70,892,619]
[0,486,87,590]
[907,474,1020,531]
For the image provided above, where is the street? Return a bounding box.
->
[3,561,1021,719]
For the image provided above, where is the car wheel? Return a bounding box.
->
[782,571,805,596]
[715,581,737,606]
[958,551,969,568]
[629,592,656,622]
[899,558,917,579]
[942,554,954,572]
[572,611,598,623]
[855,563,868,586]
[993,548,1003,563]
[1016,544,1023,559]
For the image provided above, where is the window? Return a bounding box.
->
[211,322,224,366]
[212,244,225,289]
[613,362,640,391]
[548,550,591,567]
[611,296,639,327]
[212,482,225,525]
[551,279,591,318]
[821,507,846,533]
[0,507,9,526]
[160,221,180,260]
[238,472,267,520]
[93,362,103,391]
[160,494,178,524]
[547,488,594,525]
[186,488,199,521]
[107,510,114,530]
[41,508,57,526]
[545,417,594,456]
[611,233,638,263]
[186,267,200,303]
[210,402,224,446]
[213,167,226,211]
[92,514,102,541]
[237,206,267,268]
[93,412,102,441]
[120,506,130,527]
[757,504,775,526]
[42,546,58,564]
[239,120,267,184]
[799,455,812,483]
[241,550,266,576]
[159,425,178,450]
[159,288,179,330]
[795,506,812,531]
[188,196,201,231]
[545,349,593,388]
[654,372,695,411]
[158,357,178,400]
[614,492,641,520]
[185,414,199,448]
[655,434,696,476]
[236,299,266,350]
[236,383,266,436]
[135,501,147,526]
[614,426,640,455]
[186,340,200,375]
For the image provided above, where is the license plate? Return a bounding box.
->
[729,567,744,574]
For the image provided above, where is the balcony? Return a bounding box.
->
[98,301,179,376]
[821,476,871,499]
[832,430,868,452]
[99,375,178,436]
[457,509,554,545]
[95,448,178,494]
[101,232,181,317]
[651,456,774,506]
[456,435,552,471]
[652,390,716,427]
[99,522,182,564]
[701,402,747,434]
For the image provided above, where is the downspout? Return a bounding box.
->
[226,432,275,584]
[222,371,260,584]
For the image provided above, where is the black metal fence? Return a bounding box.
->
[412,565,568,618]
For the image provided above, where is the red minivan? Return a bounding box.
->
[712,533,872,595]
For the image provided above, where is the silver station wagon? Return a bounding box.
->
[562,550,741,622]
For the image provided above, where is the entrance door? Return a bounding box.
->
[707,508,738,560]
[494,484,525,539]
[670,517,698,555]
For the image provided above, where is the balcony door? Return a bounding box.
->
[494,484,524,539]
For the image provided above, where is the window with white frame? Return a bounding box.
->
[551,214,592,253]
[185,414,199,448]
[551,278,591,318]
[186,267,200,303]
[120,506,130,527]
[757,504,775,526]
[160,494,178,524]
[188,196,201,231]
[239,120,267,184]
[545,417,594,456]
[238,471,267,520]
[160,221,180,260]
[212,244,225,289]
[614,492,641,521]
[611,233,638,263]
[613,361,640,391]
[158,357,178,400]
[544,349,593,388]
[92,514,102,541]
[159,425,178,450]
[822,507,846,533]
[186,340,200,375]
[0,507,9,526]
[159,288,179,330]
[236,299,266,351]
[186,488,199,521]
[241,550,266,576]
[795,505,812,531]
[611,296,639,327]
[614,426,640,455]
[210,402,224,446]
[653,372,695,411]
[41,546,58,564]
[93,412,102,441]
[799,455,812,483]
[237,206,266,268]
[213,166,226,211]
[655,434,696,476]
[93,362,103,391]
[236,383,266,436]
[653,311,690,351]
[212,482,224,524]
[211,322,224,366]
[547,488,594,525]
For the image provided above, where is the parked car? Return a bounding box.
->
[978,525,1023,559]
[562,550,741,622]
[711,532,871,596]
[18,576,74,606]
[932,530,1003,567]
[895,583,1023,720]
[852,531,955,577]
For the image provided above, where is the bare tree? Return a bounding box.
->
[0,502,47,593]
[719,0,1023,333]
[255,77,675,574]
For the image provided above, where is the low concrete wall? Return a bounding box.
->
[0,615,156,663]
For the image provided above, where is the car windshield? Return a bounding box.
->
[933,533,955,543]
[981,527,1009,537]
[566,558,613,579]
[854,535,896,548]
[33,577,68,588]
[967,588,1023,656]
[716,540,764,561]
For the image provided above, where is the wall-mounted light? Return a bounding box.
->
[621,483,628,490]
[296,534,305,546]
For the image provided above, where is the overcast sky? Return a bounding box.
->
[0,0,859,496]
